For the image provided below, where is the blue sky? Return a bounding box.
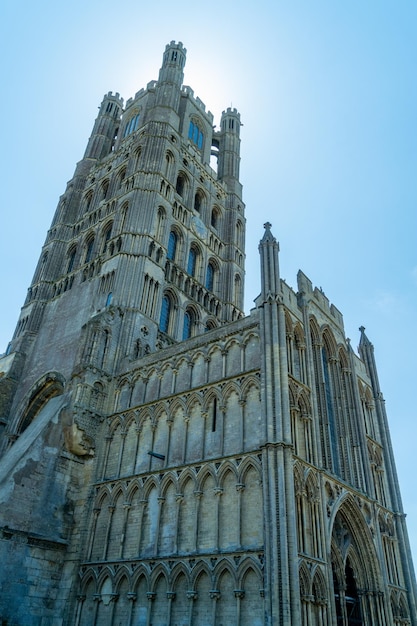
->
[1,1,416,565]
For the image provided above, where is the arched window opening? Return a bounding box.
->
[123,112,140,137]
[176,174,185,196]
[85,237,95,264]
[211,208,219,228]
[234,273,242,307]
[187,247,197,277]
[182,309,193,340]
[67,247,76,273]
[188,120,204,149]
[101,180,109,201]
[105,292,112,307]
[194,192,202,212]
[160,295,171,334]
[206,261,215,291]
[102,223,113,253]
[85,191,93,211]
[167,231,178,261]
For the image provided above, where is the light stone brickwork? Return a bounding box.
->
[0,41,416,626]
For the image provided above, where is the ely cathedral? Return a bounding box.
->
[0,41,415,625]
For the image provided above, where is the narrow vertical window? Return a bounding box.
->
[322,346,340,475]
[167,231,177,261]
[183,310,192,340]
[85,238,95,263]
[212,398,217,431]
[160,295,171,333]
[205,262,214,291]
[187,248,197,276]
[67,248,76,273]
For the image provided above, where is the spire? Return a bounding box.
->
[258,222,281,301]
[359,325,372,348]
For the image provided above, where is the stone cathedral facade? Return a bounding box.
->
[0,41,416,626]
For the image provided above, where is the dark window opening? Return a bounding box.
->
[160,295,171,333]
[167,231,177,261]
[187,248,197,276]
[212,398,217,431]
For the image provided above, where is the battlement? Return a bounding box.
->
[222,107,241,119]
[103,91,124,106]
[297,270,344,329]
[165,40,186,53]
[182,86,214,123]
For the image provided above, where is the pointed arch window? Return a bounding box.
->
[167,231,178,261]
[66,246,77,273]
[211,208,219,229]
[205,261,215,291]
[194,192,202,212]
[188,120,204,149]
[102,222,113,253]
[160,295,171,334]
[187,247,197,277]
[85,237,95,263]
[175,173,185,196]
[182,309,193,340]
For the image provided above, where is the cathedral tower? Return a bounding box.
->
[0,42,415,626]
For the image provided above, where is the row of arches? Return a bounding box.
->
[115,331,260,407]
[90,460,263,562]
[110,379,262,472]
[77,559,264,626]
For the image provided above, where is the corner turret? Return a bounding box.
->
[217,107,241,187]
[84,91,124,160]
[155,41,186,112]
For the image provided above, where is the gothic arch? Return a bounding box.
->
[213,557,238,587]
[217,459,239,484]
[14,371,65,435]
[160,472,179,497]
[330,495,385,624]
[238,456,262,483]
[125,479,142,504]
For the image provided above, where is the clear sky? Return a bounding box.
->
[1,0,416,565]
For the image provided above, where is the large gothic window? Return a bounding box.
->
[322,344,340,476]
[188,120,204,149]
[123,112,140,137]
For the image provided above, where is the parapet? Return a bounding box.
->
[297,270,344,329]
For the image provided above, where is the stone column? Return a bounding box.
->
[166,591,176,624]
[87,507,101,560]
[103,506,115,560]
[193,490,203,551]
[209,590,220,624]
[146,592,156,626]
[74,594,85,626]
[234,589,245,624]
[187,590,197,626]
[127,592,136,626]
